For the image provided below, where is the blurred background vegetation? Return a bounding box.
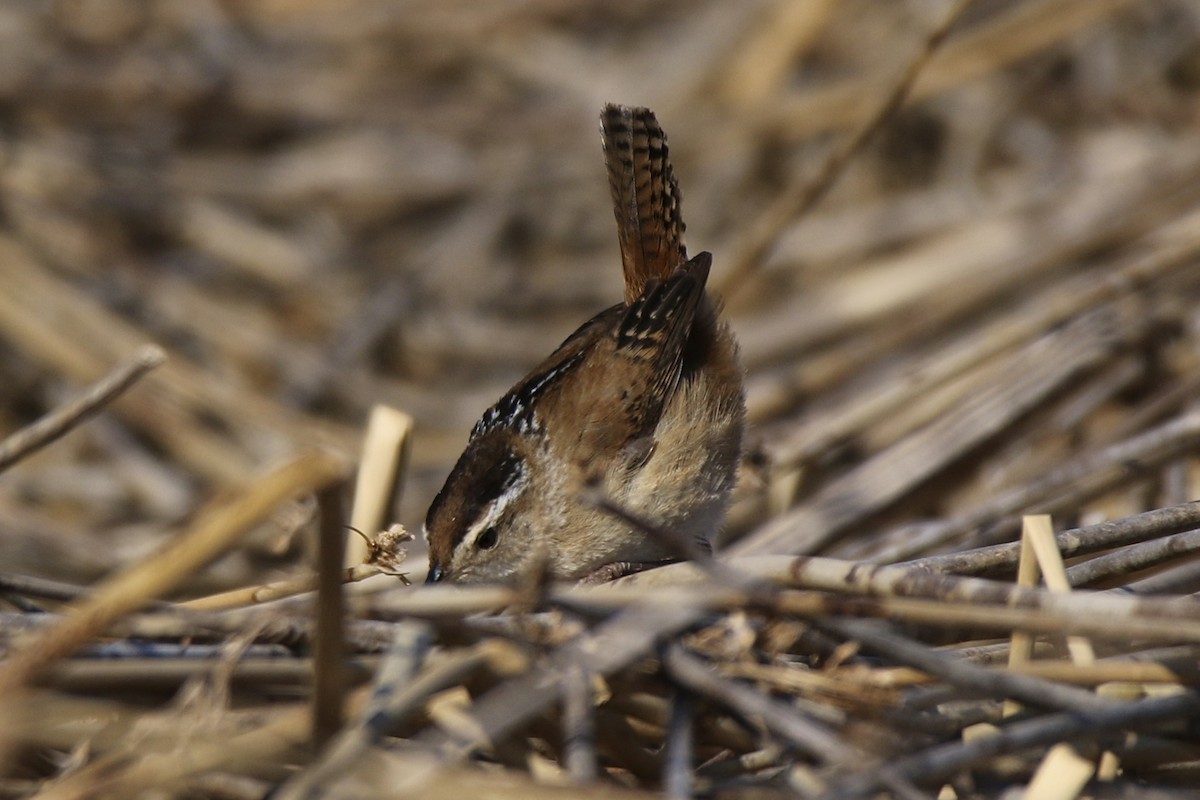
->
[2,0,1199,590]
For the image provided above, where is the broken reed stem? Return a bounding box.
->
[825,690,1200,798]
[823,618,1109,713]
[40,657,378,693]
[0,572,91,603]
[378,566,1200,645]
[0,344,165,474]
[274,621,436,800]
[1064,528,1200,588]
[907,499,1200,576]
[564,657,598,785]
[0,604,398,657]
[178,564,383,611]
[29,689,370,800]
[717,0,974,298]
[1124,558,1200,595]
[663,644,853,766]
[345,404,413,566]
[826,657,1200,691]
[662,686,694,800]
[168,498,1200,616]
[417,600,706,758]
[0,450,349,695]
[312,483,349,749]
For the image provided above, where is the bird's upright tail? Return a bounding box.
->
[601,104,688,305]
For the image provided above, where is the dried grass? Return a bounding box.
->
[3,0,1200,797]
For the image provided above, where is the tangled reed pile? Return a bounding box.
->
[2,1,1200,797]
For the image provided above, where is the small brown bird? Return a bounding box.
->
[424,104,744,585]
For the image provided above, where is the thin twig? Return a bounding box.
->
[822,691,1200,798]
[0,450,349,695]
[821,619,1111,712]
[717,0,974,298]
[906,500,1200,576]
[662,643,855,766]
[417,597,707,757]
[0,345,165,474]
[1065,528,1200,588]
[275,621,434,800]
[177,563,383,611]
[41,656,379,693]
[0,573,90,604]
[1125,558,1200,596]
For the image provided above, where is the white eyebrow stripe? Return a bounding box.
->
[459,463,530,552]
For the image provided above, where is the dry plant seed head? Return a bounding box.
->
[355,523,412,579]
[424,104,744,585]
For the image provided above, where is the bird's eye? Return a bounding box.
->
[477,526,499,550]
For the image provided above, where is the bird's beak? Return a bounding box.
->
[425,564,444,584]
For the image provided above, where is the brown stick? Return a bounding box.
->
[273,622,434,800]
[0,450,348,695]
[823,618,1109,712]
[823,691,1200,798]
[717,0,974,298]
[0,345,164,474]
[906,499,1200,576]
[312,482,349,748]
[1065,528,1200,588]
[663,644,855,765]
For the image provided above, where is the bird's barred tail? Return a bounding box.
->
[601,104,688,305]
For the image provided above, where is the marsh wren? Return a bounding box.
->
[424,104,744,585]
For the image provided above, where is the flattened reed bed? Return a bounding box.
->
[3,1,1200,797]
